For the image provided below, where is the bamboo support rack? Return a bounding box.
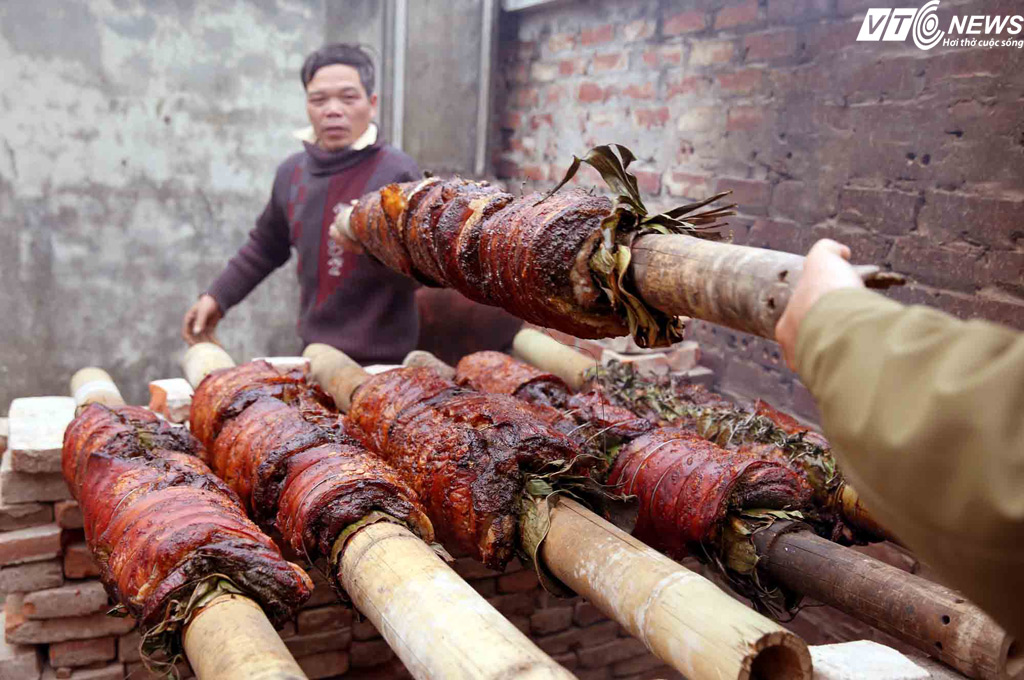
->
[506,330,1019,680]
[306,344,812,680]
[69,366,308,680]
[629,233,904,341]
[183,344,573,680]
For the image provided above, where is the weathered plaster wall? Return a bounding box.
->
[0,0,326,408]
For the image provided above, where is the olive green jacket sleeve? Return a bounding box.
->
[795,288,1024,639]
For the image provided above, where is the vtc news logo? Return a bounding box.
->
[856,1,1024,51]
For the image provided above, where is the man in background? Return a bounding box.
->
[182,44,420,364]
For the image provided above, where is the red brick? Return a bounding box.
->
[522,165,549,182]
[350,639,394,668]
[690,40,736,67]
[23,581,108,619]
[118,631,141,663]
[838,186,920,236]
[530,606,574,635]
[5,596,135,644]
[535,620,619,654]
[641,45,684,69]
[664,172,711,199]
[452,556,500,580]
[889,237,989,294]
[497,568,539,593]
[545,84,567,105]
[285,628,352,658]
[49,637,116,668]
[63,543,100,579]
[633,107,670,131]
[577,82,609,103]
[0,524,61,567]
[718,68,764,95]
[577,637,649,667]
[622,82,655,100]
[892,285,1024,331]
[514,87,539,108]
[773,180,834,225]
[530,113,554,130]
[0,633,41,679]
[748,218,812,252]
[726,105,765,132]
[54,501,83,530]
[297,605,352,633]
[715,1,759,30]
[487,592,535,617]
[581,24,615,46]
[664,10,705,35]
[558,57,586,76]
[633,169,663,195]
[352,617,380,641]
[716,178,771,209]
[573,600,607,627]
[298,650,350,679]
[0,559,63,594]
[1,452,71,504]
[918,190,1024,250]
[743,29,798,63]
[0,499,52,532]
[667,75,711,99]
[547,32,577,53]
[500,111,522,131]
[612,653,669,676]
[592,51,628,73]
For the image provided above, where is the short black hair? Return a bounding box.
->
[300,43,375,95]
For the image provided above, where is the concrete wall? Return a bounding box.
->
[494,0,1024,421]
[0,0,329,409]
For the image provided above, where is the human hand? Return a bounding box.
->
[775,239,865,370]
[182,294,223,346]
[329,202,363,254]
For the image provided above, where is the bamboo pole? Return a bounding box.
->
[182,342,236,387]
[307,344,812,680]
[186,345,573,680]
[545,499,811,680]
[511,329,597,391]
[629,233,903,341]
[403,350,457,380]
[338,521,574,679]
[183,595,307,680]
[70,367,125,408]
[753,522,1019,680]
[68,368,308,680]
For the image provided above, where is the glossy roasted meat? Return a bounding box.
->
[455,351,651,442]
[607,428,809,559]
[350,179,628,339]
[190,363,433,564]
[347,366,581,569]
[62,404,312,628]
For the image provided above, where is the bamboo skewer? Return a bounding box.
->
[305,344,812,680]
[503,332,1019,680]
[68,366,308,680]
[182,343,575,680]
[629,233,904,341]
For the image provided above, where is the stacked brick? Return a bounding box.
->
[494,0,1024,423]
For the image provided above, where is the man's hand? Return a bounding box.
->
[182,294,223,346]
[329,202,364,254]
[775,239,865,369]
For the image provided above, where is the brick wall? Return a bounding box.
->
[493,0,1024,421]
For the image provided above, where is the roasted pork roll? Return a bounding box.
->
[62,404,313,630]
[190,363,433,565]
[346,366,581,568]
[606,428,809,559]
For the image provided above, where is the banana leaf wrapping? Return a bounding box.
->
[190,363,433,566]
[62,404,313,631]
[346,146,734,347]
[606,428,809,558]
[346,366,582,569]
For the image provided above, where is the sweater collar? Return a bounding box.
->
[301,123,382,176]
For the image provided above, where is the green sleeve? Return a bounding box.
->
[795,288,1024,638]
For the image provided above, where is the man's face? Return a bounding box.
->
[305,64,377,152]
